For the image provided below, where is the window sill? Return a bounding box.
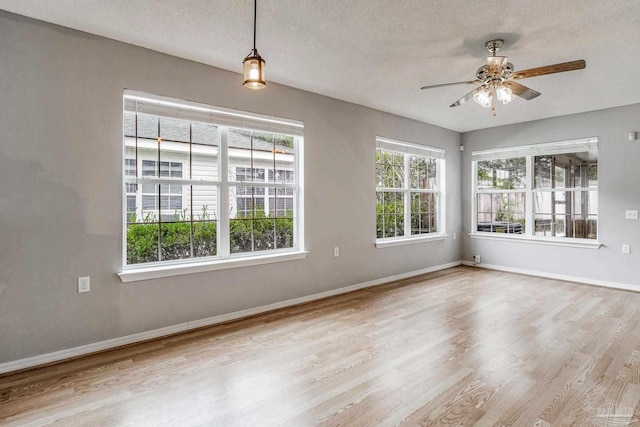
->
[119,250,308,283]
[375,234,448,249]
[469,232,602,249]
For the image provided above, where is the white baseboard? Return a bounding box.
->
[0,261,462,375]
[461,261,639,292]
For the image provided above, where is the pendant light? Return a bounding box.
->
[243,0,266,90]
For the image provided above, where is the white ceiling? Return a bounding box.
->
[1,0,639,132]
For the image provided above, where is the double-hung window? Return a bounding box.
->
[472,137,598,242]
[122,91,303,271]
[375,137,445,245]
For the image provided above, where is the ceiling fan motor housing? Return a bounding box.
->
[476,62,514,81]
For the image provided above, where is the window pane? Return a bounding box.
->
[229,219,253,254]
[411,192,438,234]
[124,112,137,138]
[192,185,218,257]
[136,114,159,140]
[192,186,218,222]
[127,223,159,264]
[229,186,287,254]
[477,158,526,190]
[375,149,404,189]
[126,196,137,223]
[268,195,294,218]
[476,192,525,233]
[231,186,266,218]
[192,122,219,146]
[139,183,187,222]
[160,222,191,261]
[160,117,190,143]
[275,217,294,249]
[410,156,436,190]
[533,190,597,239]
[193,220,217,258]
[534,152,597,189]
[253,219,275,251]
[229,129,294,182]
[376,191,404,238]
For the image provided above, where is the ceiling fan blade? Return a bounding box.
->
[450,87,481,107]
[503,81,541,100]
[420,80,480,90]
[511,60,586,80]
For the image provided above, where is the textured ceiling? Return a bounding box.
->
[1,0,639,132]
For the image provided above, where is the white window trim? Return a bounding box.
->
[118,250,309,283]
[375,137,446,245]
[121,91,305,277]
[469,232,602,249]
[470,137,600,245]
[375,234,448,249]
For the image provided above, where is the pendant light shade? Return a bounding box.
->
[243,49,266,90]
[243,0,266,90]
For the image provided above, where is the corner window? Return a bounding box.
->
[123,91,303,268]
[472,137,598,241]
[375,137,445,243]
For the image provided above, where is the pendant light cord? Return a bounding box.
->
[253,0,257,51]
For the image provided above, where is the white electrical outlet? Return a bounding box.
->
[453,232,457,240]
[333,247,339,257]
[625,210,639,220]
[78,276,90,293]
[622,245,631,254]
[473,254,481,264]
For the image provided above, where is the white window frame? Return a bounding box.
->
[470,137,601,249]
[375,137,446,248]
[119,91,306,282]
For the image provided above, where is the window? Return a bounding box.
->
[476,158,526,234]
[472,137,598,241]
[123,91,303,268]
[375,137,445,243]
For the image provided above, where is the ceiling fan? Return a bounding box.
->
[420,39,586,115]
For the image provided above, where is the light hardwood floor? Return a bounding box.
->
[2,266,640,426]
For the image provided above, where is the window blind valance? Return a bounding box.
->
[376,137,445,159]
[124,90,304,137]
[471,137,598,162]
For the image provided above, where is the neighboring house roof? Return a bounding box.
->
[123,112,293,154]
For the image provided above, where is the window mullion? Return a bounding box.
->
[525,156,534,236]
[404,154,411,237]
[437,159,444,234]
[219,127,230,258]
[471,161,478,233]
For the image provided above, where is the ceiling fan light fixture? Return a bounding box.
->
[473,87,493,108]
[496,84,514,105]
[243,0,266,90]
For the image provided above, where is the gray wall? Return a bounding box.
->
[0,12,462,364]
[461,104,640,286]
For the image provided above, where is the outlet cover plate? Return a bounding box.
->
[78,276,90,293]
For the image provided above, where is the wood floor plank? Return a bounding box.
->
[2,266,640,426]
